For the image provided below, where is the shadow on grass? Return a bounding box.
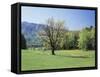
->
[56,54,90,58]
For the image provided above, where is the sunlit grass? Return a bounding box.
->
[21,49,95,71]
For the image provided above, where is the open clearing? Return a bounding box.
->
[21,49,95,71]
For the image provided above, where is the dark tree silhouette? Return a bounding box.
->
[21,34,27,49]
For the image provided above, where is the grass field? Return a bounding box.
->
[21,49,95,71]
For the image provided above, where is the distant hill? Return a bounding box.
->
[21,22,45,47]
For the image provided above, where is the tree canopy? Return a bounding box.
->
[78,26,95,50]
[21,34,27,49]
[40,17,66,55]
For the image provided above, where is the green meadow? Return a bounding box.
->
[21,49,95,71]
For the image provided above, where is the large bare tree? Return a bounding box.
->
[40,18,65,55]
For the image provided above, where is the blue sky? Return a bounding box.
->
[21,6,95,31]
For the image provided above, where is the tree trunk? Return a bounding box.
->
[51,49,55,55]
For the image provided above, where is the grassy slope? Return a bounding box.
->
[21,49,95,71]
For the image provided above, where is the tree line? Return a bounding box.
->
[21,18,95,55]
[40,18,95,55]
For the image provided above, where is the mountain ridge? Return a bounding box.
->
[21,21,45,47]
